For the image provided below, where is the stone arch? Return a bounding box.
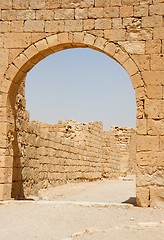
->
[3,33,142,202]
[6,33,142,96]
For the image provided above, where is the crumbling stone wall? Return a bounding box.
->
[0,0,163,207]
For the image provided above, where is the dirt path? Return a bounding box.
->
[0,176,164,240]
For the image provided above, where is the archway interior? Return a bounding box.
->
[12,47,137,200]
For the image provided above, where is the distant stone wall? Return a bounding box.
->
[110,126,136,177]
[12,83,136,198]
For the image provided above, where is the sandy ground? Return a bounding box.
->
[0,176,164,240]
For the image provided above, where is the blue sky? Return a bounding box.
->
[26,48,136,130]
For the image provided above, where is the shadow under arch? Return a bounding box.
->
[5,33,141,199]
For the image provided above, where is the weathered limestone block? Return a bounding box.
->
[95,0,110,7]
[13,0,29,9]
[118,41,145,54]
[16,10,35,20]
[104,7,120,18]
[45,0,61,9]
[134,4,148,17]
[136,187,150,207]
[45,20,65,33]
[145,40,161,54]
[24,20,45,32]
[104,29,126,41]
[151,54,164,71]
[55,9,74,20]
[95,19,112,30]
[149,3,164,16]
[64,20,83,32]
[30,0,45,9]
[137,135,159,151]
[154,27,164,39]
[120,5,133,17]
[146,85,162,99]
[4,33,31,48]
[145,99,163,119]
[75,8,88,19]
[150,186,164,208]
[142,71,164,86]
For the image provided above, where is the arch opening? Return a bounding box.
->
[5,35,139,200]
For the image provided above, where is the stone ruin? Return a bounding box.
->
[0,0,163,207]
[12,81,136,198]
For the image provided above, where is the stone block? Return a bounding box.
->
[1,10,17,20]
[145,99,163,119]
[147,119,164,136]
[88,8,104,18]
[132,55,150,71]
[112,18,123,29]
[24,20,45,32]
[142,16,162,28]
[114,48,129,64]
[150,186,164,208]
[0,183,12,200]
[104,29,126,41]
[83,19,94,30]
[123,58,138,76]
[136,187,150,207]
[45,20,64,33]
[75,8,88,20]
[94,37,107,50]
[111,0,121,6]
[146,85,162,99]
[55,9,74,20]
[16,10,35,20]
[45,0,61,9]
[0,168,12,183]
[134,4,148,17]
[36,10,54,20]
[95,0,110,7]
[119,41,145,55]
[145,40,161,54]
[120,5,133,17]
[13,0,29,9]
[149,3,164,16]
[131,73,144,89]
[142,71,164,86]
[30,0,45,9]
[151,54,164,71]
[72,32,85,43]
[104,42,116,57]
[136,118,147,135]
[4,33,31,48]
[64,20,83,32]
[154,27,164,39]
[136,87,145,100]
[137,135,159,151]
[61,0,94,8]
[11,20,24,32]
[104,7,120,18]
[95,19,111,30]
[0,0,12,9]
[127,29,153,41]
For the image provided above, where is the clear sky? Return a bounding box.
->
[26,48,136,131]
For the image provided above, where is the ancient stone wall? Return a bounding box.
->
[110,126,136,177]
[0,0,163,207]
